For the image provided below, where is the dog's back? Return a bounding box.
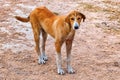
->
[15,6,56,23]
[31,6,55,21]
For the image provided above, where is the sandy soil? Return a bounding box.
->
[0,0,120,80]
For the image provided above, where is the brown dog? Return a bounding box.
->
[15,6,85,75]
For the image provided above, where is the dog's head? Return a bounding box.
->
[65,11,86,30]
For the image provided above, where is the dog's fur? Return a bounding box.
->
[15,6,85,75]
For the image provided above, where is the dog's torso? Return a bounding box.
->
[30,7,74,40]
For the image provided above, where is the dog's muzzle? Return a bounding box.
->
[73,21,79,30]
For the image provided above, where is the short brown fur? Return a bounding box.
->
[15,6,85,75]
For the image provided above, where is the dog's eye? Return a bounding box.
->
[71,18,74,20]
[77,18,81,20]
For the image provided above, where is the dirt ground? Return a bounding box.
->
[0,0,120,80]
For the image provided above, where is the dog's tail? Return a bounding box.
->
[15,16,29,22]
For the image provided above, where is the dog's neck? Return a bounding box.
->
[66,29,75,41]
[64,21,73,32]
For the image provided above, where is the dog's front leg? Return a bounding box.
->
[66,40,75,74]
[55,40,65,75]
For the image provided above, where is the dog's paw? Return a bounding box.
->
[58,68,65,75]
[43,55,48,61]
[67,66,75,74]
[41,53,48,61]
[38,58,46,64]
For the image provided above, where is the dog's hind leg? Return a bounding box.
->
[30,18,45,64]
[41,29,48,61]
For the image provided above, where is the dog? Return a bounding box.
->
[15,6,86,75]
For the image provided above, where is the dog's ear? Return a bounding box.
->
[65,14,70,24]
[79,13,86,22]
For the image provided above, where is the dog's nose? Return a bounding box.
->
[74,26,79,29]
[73,22,79,29]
